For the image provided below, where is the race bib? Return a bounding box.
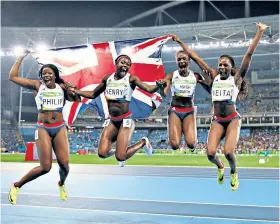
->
[123,119,132,128]
[102,119,110,127]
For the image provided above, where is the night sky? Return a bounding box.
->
[1,1,279,27]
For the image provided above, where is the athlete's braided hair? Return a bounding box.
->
[38,64,64,84]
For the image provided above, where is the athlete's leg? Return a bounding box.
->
[168,111,182,150]
[52,126,70,187]
[224,119,241,190]
[224,119,241,173]
[207,121,225,184]
[15,128,53,187]
[9,128,52,205]
[52,126,71,200]
[182,113,197,151]
[207,121,224,168]
[98,120,119,159]
[115,119,144,161]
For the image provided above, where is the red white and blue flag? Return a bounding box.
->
[32,35,171,125]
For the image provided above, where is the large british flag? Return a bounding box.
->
[32,35,171,125]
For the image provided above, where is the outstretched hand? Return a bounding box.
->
[171,34,180,42]
[156,79,167,89]
[254,22,269,32]
[24,49,31,55]
[197,70,212,86]
[18,49,31,58]
[65,82,78,96]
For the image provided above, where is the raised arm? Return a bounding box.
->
[160,73,172,97]
[9,50,40,90]
[237,22,269,78]
[172,34,216,78]
[73,75,108,99]
[130,75,160,93]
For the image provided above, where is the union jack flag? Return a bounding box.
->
[32,35,171,125]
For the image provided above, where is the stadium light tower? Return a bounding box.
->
[245,0,250,18]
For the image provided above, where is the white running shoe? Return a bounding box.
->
[142,137,153,156]
[119,161,125,167]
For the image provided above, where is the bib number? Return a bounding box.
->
[123,119,132,128]
[102,119,110,127]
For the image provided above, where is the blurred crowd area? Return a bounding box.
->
[1,81,279,154]
[79,83,279,117]
[2,120,278,155]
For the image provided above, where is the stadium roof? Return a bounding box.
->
[1,1,279,28]
[1,15,279,49]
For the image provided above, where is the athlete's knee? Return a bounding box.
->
[171,144,180,151]
[40,163,52,174]
[98,151,108,159]
[224,151,235,161]
[207,147,217,161]
[169,139,180,150]
[115,153,126,162]
[207,153,216,162]
[186,140,196,150]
